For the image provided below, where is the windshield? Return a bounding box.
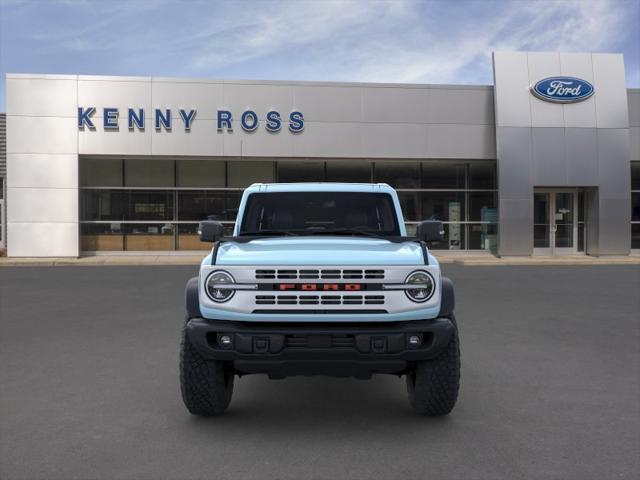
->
[239,192,401,236]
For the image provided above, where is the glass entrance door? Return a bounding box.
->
[553,192,575,254]
[533,190,578,255]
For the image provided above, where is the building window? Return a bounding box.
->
[469,162,497,190]
[397,192,420,222]
[632,162,640,190]
[176,160,225,188]
[420,191,465,222]
[422,163,465,189]
[125,159,174,187]
[468,223,497,250]
[177,191,240,221]
[128,191,174,221]
[228,161,274,187]
[80,158,123,187]
[375,161,420,189]
[80,224,125,251]
[441,223,465,250]
[80,158,497,252]
[632,192,640,223]
[632,162,640,250]
[326,161,371,183]
[413,162,497,251]
[632,224,640,250]
[277,161,324,182]
[469,191,497,221]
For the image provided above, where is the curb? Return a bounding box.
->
[0,257,204,267]
[452,257,640,266]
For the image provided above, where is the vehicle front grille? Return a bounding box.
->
[255,294,385,306]
[255,269,385,280]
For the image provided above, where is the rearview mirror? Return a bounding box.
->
[198,220,225,242]
[416,220,445,243]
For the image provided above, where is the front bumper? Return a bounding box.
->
[186,317,455,378]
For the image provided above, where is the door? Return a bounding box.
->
[552,192,576,255]
[533,190,578,255]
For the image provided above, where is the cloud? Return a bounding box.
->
[189,0,408,70]
[178,0,637,85]
[331,0,627,83]
[0,0,637,102]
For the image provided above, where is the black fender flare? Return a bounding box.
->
[438,276,455,318]
[185,276,202,318]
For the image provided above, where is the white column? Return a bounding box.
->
[6,74,79,257]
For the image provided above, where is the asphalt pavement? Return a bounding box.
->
[1,264,638,480]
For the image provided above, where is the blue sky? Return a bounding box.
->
[0,0,638,111]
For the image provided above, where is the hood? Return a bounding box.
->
[214,237,424,266]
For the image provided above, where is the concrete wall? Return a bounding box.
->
[493,52,631,256]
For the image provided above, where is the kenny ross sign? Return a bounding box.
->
[78,107,304,133]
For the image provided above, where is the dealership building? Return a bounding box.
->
[1,51,639,257]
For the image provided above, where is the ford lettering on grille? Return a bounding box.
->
[278,283,362,291]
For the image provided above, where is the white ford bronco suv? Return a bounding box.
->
[181,183,460,416]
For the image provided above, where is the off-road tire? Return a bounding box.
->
[406,315,460,416]
[180,317,234,415]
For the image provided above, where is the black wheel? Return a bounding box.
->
[180,317,234,416]
[406,315,460,416]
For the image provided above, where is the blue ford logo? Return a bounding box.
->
[531,76,594,103]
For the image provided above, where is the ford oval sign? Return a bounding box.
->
[531,77,594,103]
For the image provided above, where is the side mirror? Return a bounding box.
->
[416,220,445,243]
[198,220,225,242]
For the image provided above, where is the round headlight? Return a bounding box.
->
[405,270,435,303]
[206,271,235,303]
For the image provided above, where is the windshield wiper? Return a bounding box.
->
[238,229,300,237]
[314,227,388,240]
[228,227,415,244]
